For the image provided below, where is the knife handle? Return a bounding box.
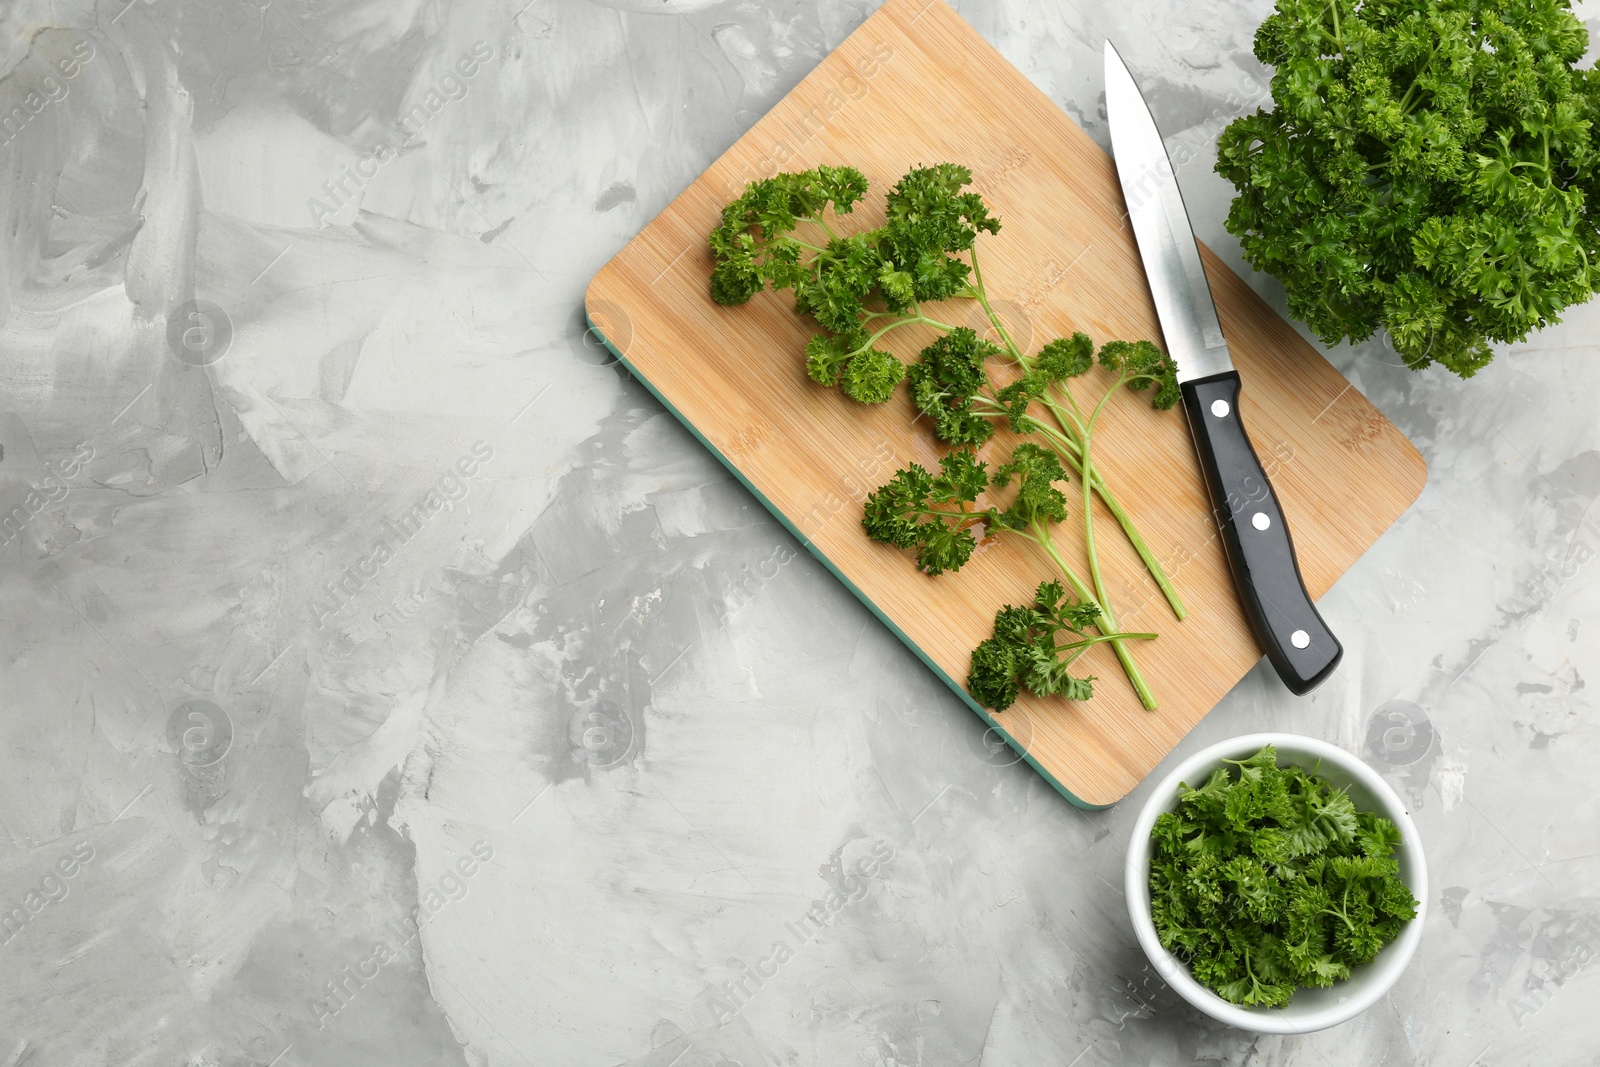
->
[1180,372,1342,695]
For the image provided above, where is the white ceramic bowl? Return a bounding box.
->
[1125,732,1427,1034]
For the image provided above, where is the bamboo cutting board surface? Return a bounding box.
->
[584,0,1426,807]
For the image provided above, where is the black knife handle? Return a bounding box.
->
[1180,372,1342,695]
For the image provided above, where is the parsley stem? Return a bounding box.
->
[1321,884,1357,931]
[1395,40,1439,115]
[1055,631,1158,652]
[1041,385,1186,622]
[970,379,1187,620]
[1055,630,1156,672]
[1088,377,1124,430]
[1073,376,1155,708]
[905,505,986,531]
[1040,391,1088,442]
[968,244,1027,363]
[1042,427,1187,620]
[851,313,959,357]
[1027,520,1157,710]
[1080,391,1106,678]
[807,213,841,243]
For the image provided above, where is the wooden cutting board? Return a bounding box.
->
[584,0,1426,807]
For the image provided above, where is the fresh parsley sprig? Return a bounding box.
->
[711,163,993,403]
[862,443,1160,709]
[968,580,1157,711]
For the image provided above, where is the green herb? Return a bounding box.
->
[1148,745,1419,1008]
[1217,0,1600,376]
[858,441,1163,707]
[710,163,992,403]
[711,164,1188,711]
[861,449,995,577]
[968,580,1157,710]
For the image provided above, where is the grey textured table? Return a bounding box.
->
[1,1,1597,1064]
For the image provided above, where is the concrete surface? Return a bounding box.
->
[0,1,1596,1064]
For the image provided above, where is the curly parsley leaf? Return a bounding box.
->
[907,327,1001,447]
[967,580,1102,711]
[1036,332,1096,380]
[709,164,1007,404]
[883,163,1001,302]
[992,443,1071,530]
[862,441,1076,578]
[861,452,995,576]
[840,346,906,404]
[1098,339,1181,409]
[709,165,872,308]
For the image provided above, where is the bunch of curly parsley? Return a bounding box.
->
[1149,746,1418,1008]
[1217,0,1600,375]
[710,165,1183,710]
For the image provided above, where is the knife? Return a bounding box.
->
[1103,41,1341,695]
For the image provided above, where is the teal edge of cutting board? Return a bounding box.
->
[585,309,1112,812]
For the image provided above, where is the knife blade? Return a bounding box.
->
[1104,40,1341,695]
